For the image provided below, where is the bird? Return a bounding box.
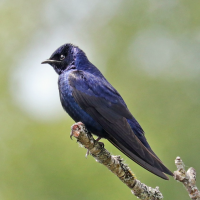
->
[41,43,173,180]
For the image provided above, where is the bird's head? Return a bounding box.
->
[41,43,80,75]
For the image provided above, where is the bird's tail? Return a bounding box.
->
[107,136,173,180]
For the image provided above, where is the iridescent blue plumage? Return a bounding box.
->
[42,43,173,179]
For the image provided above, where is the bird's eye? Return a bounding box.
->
[60,55,65,60]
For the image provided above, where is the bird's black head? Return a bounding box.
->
[41,43,79,75]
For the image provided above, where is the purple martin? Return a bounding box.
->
[42,43,173,179]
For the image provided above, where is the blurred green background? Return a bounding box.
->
[1,0,200,199]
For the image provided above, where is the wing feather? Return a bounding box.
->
[69,70,173,178]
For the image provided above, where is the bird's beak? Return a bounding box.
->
[41,59,61,64]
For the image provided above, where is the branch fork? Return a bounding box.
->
[174,157,200,200]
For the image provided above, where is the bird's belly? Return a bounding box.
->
[58,75,106,137]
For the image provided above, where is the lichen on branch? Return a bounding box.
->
[174,157,200,200]
[70,122,163,200]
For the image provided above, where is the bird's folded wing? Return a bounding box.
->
[69,70,173,179]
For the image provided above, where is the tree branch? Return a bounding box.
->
[174,157,200,200]
[70,122,163,200]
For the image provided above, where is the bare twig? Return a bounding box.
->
[70,122,163,200]
[174,156,200,200]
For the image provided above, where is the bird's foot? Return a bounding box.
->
[98,142,104,148]
[96,137,104,148]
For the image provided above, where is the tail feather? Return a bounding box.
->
[108,136,173,180]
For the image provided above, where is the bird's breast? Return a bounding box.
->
[58,70,106,137]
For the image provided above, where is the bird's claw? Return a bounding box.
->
[95,137,104,148]
[85,149,90,158]
[70,131,73,140]
[98,141,104,148]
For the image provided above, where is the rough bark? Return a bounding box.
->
[70,122,163,200]
[174,157,200,200]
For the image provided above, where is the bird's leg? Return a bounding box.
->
[96,137,102,142]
